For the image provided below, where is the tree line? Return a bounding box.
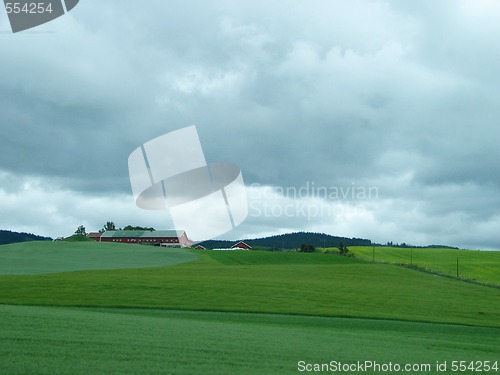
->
[0,230,51,245]
[299,241,350,256]
[74,222,155,236]
[200,231,370,250]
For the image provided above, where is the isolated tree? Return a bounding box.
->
[74,225,87,236]
[338,241,349,256]
[102,221,116,232]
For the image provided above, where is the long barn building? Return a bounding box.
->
[88,230,193,247]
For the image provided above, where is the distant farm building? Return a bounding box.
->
[89,230,192,247]
[231,241,252,250]
[194,245,206,250]
[87,232,102,241]
[207,241,253,251]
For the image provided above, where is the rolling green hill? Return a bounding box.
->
[0,246,499,327]
[1,242,499,374]
[1,305,498,375]
[350,246,500,285]
[205,249,359,265]
[0,241,197,275]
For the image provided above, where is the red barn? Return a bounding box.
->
[231,241,252,250]
[87,232,103,241]
[92,230,193,247]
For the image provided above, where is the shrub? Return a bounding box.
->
[64,235,92,242]
[300,244,316,253]
[338,242,349,256]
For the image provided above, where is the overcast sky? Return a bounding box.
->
[1,0,500,249]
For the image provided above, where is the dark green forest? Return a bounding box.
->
[200,232,372,250]
[0,230,51,245]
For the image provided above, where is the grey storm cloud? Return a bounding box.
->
[1,0,500,248]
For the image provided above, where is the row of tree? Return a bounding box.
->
[0,230,51,245]
[385,241,459,249]
[98,222,155,232]
[74,222,155,236]
[200,231,371,250]
[299,241,350,256]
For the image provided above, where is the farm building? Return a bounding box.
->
[203,241,253,250]
[89,230,193,247]
[87,232,103,241]
[231,241,252,250]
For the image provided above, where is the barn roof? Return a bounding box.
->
[100,230,144,238]
[231,241,252,249]
[145,230,185,238]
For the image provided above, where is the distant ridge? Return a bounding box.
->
[0,230,52,245]
[199,231,371,250]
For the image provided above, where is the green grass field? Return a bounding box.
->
[1,242,499,374]
[1,305,498,375]
[0,241,197,274]
[350,246,500,285]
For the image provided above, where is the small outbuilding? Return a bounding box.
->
[231,241,252,250]
[87,232,103,241]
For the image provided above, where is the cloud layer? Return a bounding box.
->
[1,0,499,248]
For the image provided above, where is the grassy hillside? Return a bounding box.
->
[1,305,498,375]
[0,241,197,275]
[0,248,499,327]
[350,246,500,285]
[1,243,500,374]
[64,234,93,242]
[205,249,360,265]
